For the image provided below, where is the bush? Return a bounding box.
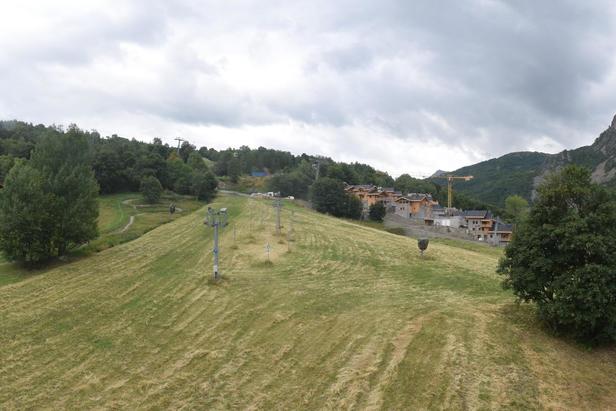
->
[498,165,616,342]
[369,202,386,221]
[140,176,163,204]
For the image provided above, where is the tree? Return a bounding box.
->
[369,202,386,221]
[187,151,208,172]
[140,176,163,204]
[394,173,437,194]
[228,158,241,183]
[178,141,196,163]
[165,156,192,193]
[498,166,616,342]
[0,128,99,264]
[327,163,358,184]
[191,171,218,201]
[504,194,529,224]
[0,155,15,183]
[345,195,363,220]
[0,162,55,263]
[267,172,312,199]
[310,177,362,219]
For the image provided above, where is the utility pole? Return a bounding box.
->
[287,210,295,251]
[313,160,320,181]
[204,207,228,280]
[273,198,282,236]
[174,137,186,155]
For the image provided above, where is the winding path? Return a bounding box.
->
[118,215,135,233]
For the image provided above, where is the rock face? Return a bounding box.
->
[612,114,616,129]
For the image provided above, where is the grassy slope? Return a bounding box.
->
[1,195,615,409]
[0,193,203,287]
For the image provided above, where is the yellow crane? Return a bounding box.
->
[431,175,474,209]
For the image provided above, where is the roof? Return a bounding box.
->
[463,210,491,219]
[491,221,514,233]
[345,184,376,191]
[406,193,432,201]
[250,171,268,177]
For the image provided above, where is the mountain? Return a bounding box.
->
[443,114,616,207]
[429,169,449,178]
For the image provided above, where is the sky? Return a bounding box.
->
[1,1,616,177]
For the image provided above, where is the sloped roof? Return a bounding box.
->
[463,210,490,218]
[406,193,432,201]
[345,184,377,191]
[491,221,514,232]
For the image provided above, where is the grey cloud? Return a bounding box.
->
[1,0,616,174]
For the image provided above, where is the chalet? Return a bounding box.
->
[463,210,494,240]
[346,184,439,220]
[345,184,377,202]
[395,193,434,218]
[487,221,514,246]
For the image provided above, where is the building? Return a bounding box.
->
[345,184,439,220]
[487,221,514,246]
[463,210,514,246]
[463,210,494,240]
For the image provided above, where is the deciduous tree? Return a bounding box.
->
[0,127,99,264]
[140,176,163,204]
[498,165,616,342]
[369,202,386,221]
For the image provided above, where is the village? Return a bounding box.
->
[344,184,513,246]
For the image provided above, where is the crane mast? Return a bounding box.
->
[432,175,474,209]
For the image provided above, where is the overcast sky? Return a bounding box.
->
[1,1,616,177]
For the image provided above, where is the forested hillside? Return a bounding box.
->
[448,114,616,207]
[448,152,550,206]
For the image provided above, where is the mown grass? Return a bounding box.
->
[0,195,615,409]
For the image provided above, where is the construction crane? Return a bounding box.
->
[431,175,474,209]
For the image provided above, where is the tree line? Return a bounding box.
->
[0,122,218,265]
[0,121,217,200]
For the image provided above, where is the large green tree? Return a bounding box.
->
[191,170,218,201]
[498,166,616,342]
[0,161,55,263]
[0,127,99,264]
[140,176,163,204]
[267,172,312,199]
[310,177,362,219]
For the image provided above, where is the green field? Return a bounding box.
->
[1,194,615,409]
